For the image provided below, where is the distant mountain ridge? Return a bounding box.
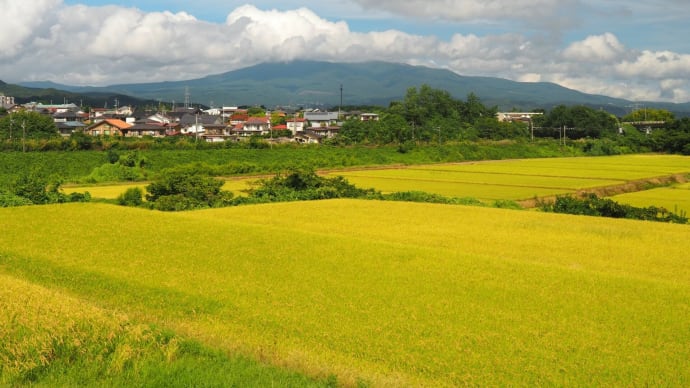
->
[13,61,690,116]
[0,81,159,109]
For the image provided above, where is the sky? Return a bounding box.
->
[2,0,690,103]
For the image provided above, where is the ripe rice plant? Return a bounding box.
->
[609,183,690,215]
[332,154,690,202]
[1,200,689,386]
[0,274,329,387]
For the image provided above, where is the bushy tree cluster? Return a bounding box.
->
[539,194,687,224]
[532,105,619,139]
[145,165,234,211]
[0,111,59,141]
[337,84,509,145]
[84,151,149,183]
[246,167,378,202]
[0,170,90,207]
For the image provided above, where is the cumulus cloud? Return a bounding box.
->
[0,2,689,103]
[562,33,626,62]
[0,0,61,56]
[350,0,582,27]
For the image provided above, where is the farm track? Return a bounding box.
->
[517,173,690,208]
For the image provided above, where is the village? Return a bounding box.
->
[0,93,386,144]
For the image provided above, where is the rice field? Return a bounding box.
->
[67,155,689,205]
[1,200,689,386]
[330,154,690,201]
[66,178,254,200]
[609,183,690,215]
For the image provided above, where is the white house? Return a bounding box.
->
[286,118,307,135]
[303,111,339,128]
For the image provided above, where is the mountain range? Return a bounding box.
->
[8,61,690,117]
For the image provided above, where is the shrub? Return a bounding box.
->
[117,187,144,207]
[539,194,688,224]
[0,191,34,207]
[246,167,378,202]
[145,167,233,211]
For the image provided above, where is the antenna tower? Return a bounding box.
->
[184,87,191,109]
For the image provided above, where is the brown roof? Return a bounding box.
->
[102,119,132,129]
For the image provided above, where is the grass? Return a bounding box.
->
[1,200,689,386]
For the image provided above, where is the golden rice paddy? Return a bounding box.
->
[1,196,689,386]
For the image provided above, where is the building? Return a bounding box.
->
[496,112,543,123]
[86,119,132,136]
[360,113,380,121]
[303,111,339,128]
[0,94,16,109]
[286,118,307,135]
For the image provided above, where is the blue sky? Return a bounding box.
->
[3,0,690,102]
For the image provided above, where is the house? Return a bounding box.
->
[25,102,79,114]
[122,122,168,138]
[229,116,271,137]
[360,113,380,121]
[53,110,87,123]
[143,113,172,125]
[308,126,340,139]
[229,112,249,126]
[243,116,271,135]
[201,123,232,142]
[0,94,16,109]
[179,113,224,135]
[294,132,322,144]
[303,111,339,128]
[86,119,131,136]
[496,112,542,123]
[286,118,307,135]
[221,106,240,118]
[56,121,86,137]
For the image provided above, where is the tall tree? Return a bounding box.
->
[0,111,58,141]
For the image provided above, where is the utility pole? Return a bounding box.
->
[339,84,343,120]
[22,119,26,153]
[530,119,534,142]
[195,110,199,142]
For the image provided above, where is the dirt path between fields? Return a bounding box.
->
[516,173,690,208]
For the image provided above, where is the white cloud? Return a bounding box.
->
[562,33,625,62]
[0,0,61,57]
[615,51,690,79]
[350,0,582,26]
[1,2,689,103]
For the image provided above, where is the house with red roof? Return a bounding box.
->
[230,116,271,137]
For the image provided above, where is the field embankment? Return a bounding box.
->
[1,200,689,386]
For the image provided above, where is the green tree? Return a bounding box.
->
[145,166,233,211]
[247,106,266,117]
[622,108,674,123]
[0,111,58,141]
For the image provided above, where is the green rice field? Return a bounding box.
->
[1,199,689,386]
